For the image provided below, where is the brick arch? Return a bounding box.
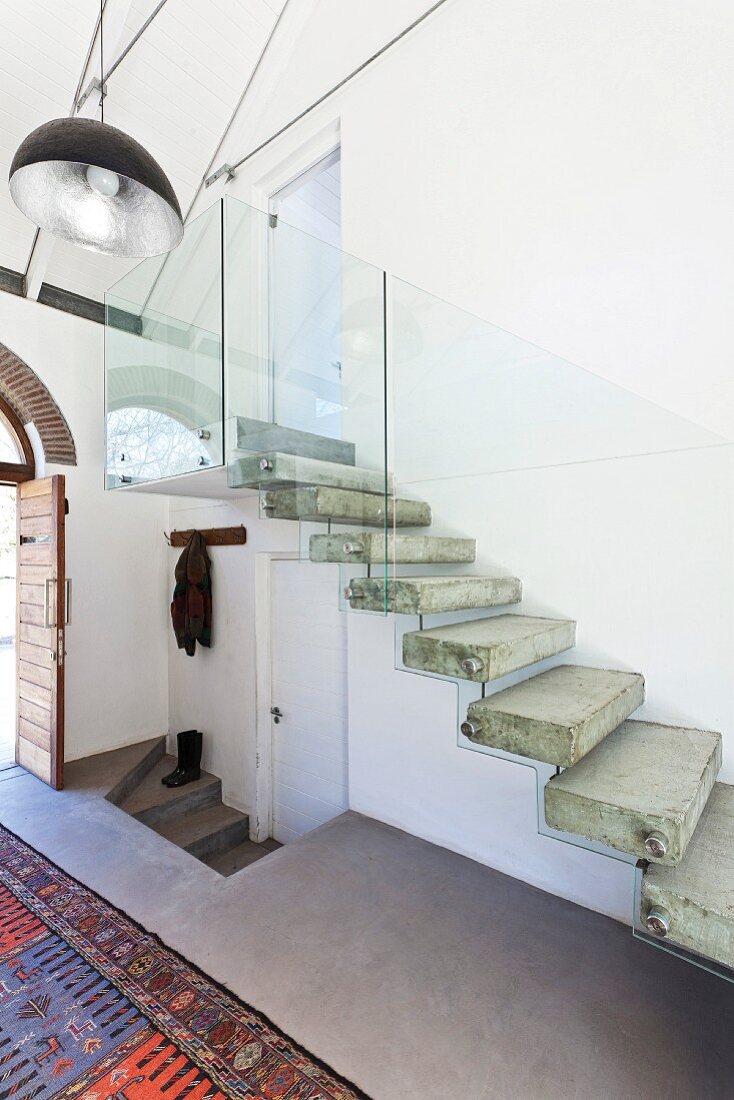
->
[0,343,76,465]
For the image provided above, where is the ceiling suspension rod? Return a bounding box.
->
[203,0,454,191]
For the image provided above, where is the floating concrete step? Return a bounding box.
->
[262,486,431,528]
[153,803,250,861]
[120,755,222,827]
[310,532,476,565]
[233,417,355,465]
[641,782,734,966]
[403,614,576,683]
[545,720,722,864]
[228,452,389,495]
[462,666,644,766]
[346,574,522,614]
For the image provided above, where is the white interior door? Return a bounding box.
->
[270,559,348,843]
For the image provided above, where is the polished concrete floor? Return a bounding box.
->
[1,745,733,1099]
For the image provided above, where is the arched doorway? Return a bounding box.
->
[0,397,35,769]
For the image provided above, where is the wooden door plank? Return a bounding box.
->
[19,660,52,690]
[19,680,52,710]
[18,698,52,731]
[20,515,53,537]
[20,496,53,518]
[19,564,53,586]
[19,584,44,606]
[21,477,53,498]
[19,622,52,647]
[19,603,44,626]
[19,544,52,566]
[16,737,52,783]
[18,642,54,669]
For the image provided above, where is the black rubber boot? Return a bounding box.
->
[165,730,202,788]
[161,730,197,786]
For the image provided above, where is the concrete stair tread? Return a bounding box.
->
[464,665,644,766]
[310,532,476,565]
[262,486,431,527]
[347,574,522,613]
[641,782,734,966]
[545,720,722,864]
[153,803,249,852]
[228,452,390,495]
[120,755,221,823]
[234,418,355,466]
[403,614,576,682]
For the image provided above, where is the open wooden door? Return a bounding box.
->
[16,475,66,789]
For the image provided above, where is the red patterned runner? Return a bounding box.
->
[0,825,368,1099]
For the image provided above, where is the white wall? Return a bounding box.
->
[183,0,734,922]
[166,494,299,811]
[0,294,169,761]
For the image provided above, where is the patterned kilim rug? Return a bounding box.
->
[0,825,368,1100]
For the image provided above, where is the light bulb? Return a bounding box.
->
[86,163,120,197]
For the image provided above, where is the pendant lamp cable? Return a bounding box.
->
[99,0,104,124]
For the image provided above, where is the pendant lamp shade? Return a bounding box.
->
[9,117,183,258]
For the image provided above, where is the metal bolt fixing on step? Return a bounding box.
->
[645,906,671,938]
[461,657,484,675]
[460,720,480,738]
[644,832,669,859]
[343,586,354,600]
[342,542,364,555]
[259,458,273,471]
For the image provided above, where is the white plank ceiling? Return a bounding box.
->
[0,0,286,302]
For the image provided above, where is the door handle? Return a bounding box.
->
[64,579,72,625]
[43,578,56,628]
[270,706,283,724]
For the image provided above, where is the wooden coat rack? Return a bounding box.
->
[165,525,247,548]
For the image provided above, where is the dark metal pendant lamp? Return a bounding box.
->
[9,3,183,258]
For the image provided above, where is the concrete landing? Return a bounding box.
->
[347,574,522,613]
[463,665,644,766]
[403,614,576,682]
[228,452,389,495]
[310,532,476,564]
[1,765,734,1099]
[545,721,722,864]
[234,418,355,466]
[262,486,431,527]
[642,781,734,968]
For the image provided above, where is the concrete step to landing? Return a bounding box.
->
[545,720,722,864]
[462,666,645,766]
[119,755,222,827]
[641,781,734,967]
[346,574,522,614]
[310,532,476,565]
[403,614,576,682]
[228,452,390,496]
[152,803,250,861]
[233,417,355,466]
[106,736,166,805]
[262,486,432,528]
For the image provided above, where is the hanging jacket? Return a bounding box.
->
[171,531,212,656]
